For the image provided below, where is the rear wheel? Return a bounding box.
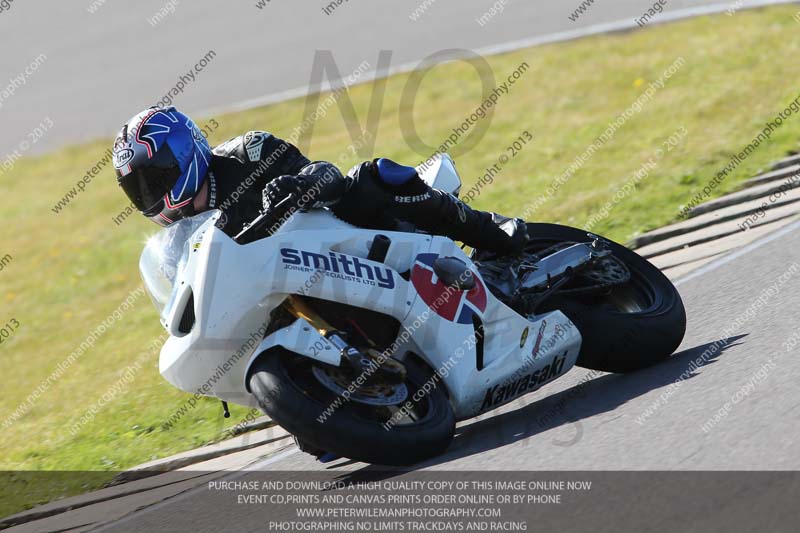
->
[525,223,686,373]
[248,349,455,465]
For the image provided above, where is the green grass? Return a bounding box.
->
[3,4,800,517]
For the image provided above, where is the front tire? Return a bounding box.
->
[248,349,455,466]
[526,223,686,373]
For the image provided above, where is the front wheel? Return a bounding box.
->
[248,349,455,466]
[526,223,686,373]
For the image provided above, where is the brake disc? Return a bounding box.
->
[519,241,630,295]
[581,254,631,286]
[311,365,408,406]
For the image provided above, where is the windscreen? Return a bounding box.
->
[139,210,219,315]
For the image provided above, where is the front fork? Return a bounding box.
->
[282,295,406,382]
[284,296,362,365]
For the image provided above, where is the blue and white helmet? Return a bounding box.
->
[113,106,212,226]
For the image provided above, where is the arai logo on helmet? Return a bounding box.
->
[113,147,135,169]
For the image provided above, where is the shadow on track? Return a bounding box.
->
[324,335,745,480]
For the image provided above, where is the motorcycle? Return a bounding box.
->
[140,154,686,465]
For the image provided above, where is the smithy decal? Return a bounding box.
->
[280,248,395,289]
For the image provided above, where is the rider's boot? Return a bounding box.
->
[293,435,339,463]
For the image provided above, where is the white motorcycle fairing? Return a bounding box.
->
[142,157,582,420]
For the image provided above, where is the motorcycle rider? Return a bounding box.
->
[112,106,527,254]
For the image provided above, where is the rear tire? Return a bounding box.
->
[248,349,455,466]
[526,223,686,373]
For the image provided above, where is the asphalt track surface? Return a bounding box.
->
[0,0,793,156]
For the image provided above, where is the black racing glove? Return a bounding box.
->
[262,175,312,214]
[263,162,348,216]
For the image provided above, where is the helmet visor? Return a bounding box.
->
[118,144,182,212]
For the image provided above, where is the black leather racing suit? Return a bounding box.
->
[204,131,524,255]
[203,131,343,236]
